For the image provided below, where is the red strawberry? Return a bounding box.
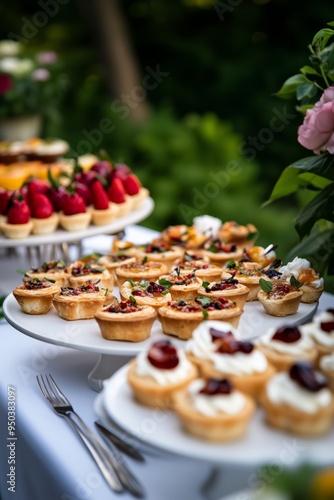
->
[48,185,67,212]
[0,188,11,215]
[31,194,54,219]
[91,161,113,183]
[123,174,141,195]
[107,178,126,204]
[7,194,31,224]
[26,178,49,205]
[72,181,92,206]
[61,192,86,215]
[112,163,131,181]
[91,180,109,210]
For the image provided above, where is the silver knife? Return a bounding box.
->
[95,421,145,462]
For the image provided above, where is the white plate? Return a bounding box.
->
[0,197,154,248]
[100,364,334,466]
[3,293,317,356]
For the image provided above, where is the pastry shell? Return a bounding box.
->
[94,305,157,342]
[172,385,255,441]
[177,262,224,283]
[31,213,59,235]
[127,359,198,408]
[198,282,250,310]
[115,261,168,287]
[24,269,70,287]
[91,203,118,226]
[128,187,150,209]
[120,280,171,310]
[257,344,317,371]
[258,289,303,317]
[300,284,324,304]
[58,211,92,231]
[0,220,33,239]
[52,290,106,320]
[68,268,113,291]
[159,274,202,301]
[158,304,242,340]
[259,387,334,436]
[200,357,275,400]
[202,247,243,266]
[134,247,185,272]
[13,283,60,315]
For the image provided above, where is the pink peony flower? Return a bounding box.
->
[298,86,334,154]
[36,51,57,65]
[0,73,12,94]
[32,68,50,81]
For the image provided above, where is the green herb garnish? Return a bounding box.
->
[259,278,273,293]
[290,276,303,288]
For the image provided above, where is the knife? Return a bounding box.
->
[95,421,145,462]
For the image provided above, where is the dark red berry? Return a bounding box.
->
[147,340,179,370]
[272,326,301,343]
[289,362,327,392]
[320,321,334,333]
[199,378,233,395]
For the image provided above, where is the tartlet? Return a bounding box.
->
[202,239,243,266]
[279,257,324,304]
[94,298,157,341]
[127,340,198,408]
[127,239,184,272]
[198,277,249,310]
[256,325,317,371]
[158,270,202,301]
[226,262,272,301]
[58,211,92,231]
[115,259,168,287]
[199,333,275,399]
[257,280,303,317]
[52,283,107,320]
[120,279,171,310]
[91,203,118,226]
[31,213,59,235]
[259,361,334,436]
[0,219,33,239]
[158,297,242,341]
[68,261,113,290]
[185,320,241,370]
[23,260,70,286]
[98,253,136,281]
[172,377,255,441]
[218,221,258,248]
[301,310,334,362]
[13,278,60,315]
[160,224,209,249]
[174,260,224,283]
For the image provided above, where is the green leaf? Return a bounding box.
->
[296,82,318,101]
[290,153,334,181]
[295,183,334,238]
[196,296,211,307]
[159,278,173,288]
[274,74,311,100]
[0,295,6,319]
[264,167,300,205]
[225,259,236,269]
[284,229,334,275]
[290,276,303,288]
[45,278,56,283]
[126,279,138,287]
[312,28,334,50]
[142,256,148,264]
[299,65,320,76]
[201,281,210,288]
[129,295,136,303]
[259,278,273,293]
[202,309,209,319]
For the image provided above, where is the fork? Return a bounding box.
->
[36,374,123,493]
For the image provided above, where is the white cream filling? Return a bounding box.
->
[267,372,332,413]
[209,348,268,375]
[193,215,222,239]
[279,257,324,288]
[136,349,193,386]
[188,379,246,416]
[257,327,314,355]
[320,353,334,373]
[185,320,240,360]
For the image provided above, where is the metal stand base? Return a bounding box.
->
[88,354,133,392]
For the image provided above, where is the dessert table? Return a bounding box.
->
[0,225,333,500]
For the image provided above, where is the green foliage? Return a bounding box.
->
[269,22,334,289]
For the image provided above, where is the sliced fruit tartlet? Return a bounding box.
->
[58,191,92,231]
[0,192,33,239]
[120,279,171,310]
[90,180,118,226]
[127,340,198,408]
[257,278,303,317]
[197,276,249,310]
[278,256,324,304]
[158,296,242,340]
[218,220,258,248]
[225,260,277,301]
[52,283,108,320]
[13,278,60,315]
[30,192,59,235]
[94,298,157,341]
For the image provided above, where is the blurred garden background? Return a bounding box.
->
[0,0,333,282]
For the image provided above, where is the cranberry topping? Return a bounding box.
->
[272,326,301,343]
[147,340,179,369]
[71,263,104,276]
[144,241,170,253]
[105,299,140,314]
[199,378,232,395]
[132,281,167,297]
[195,296,235,311]
[60,283,100,296]
[320,321,334,333]
[268,282,298,299]
[209,327,234,342]
[207,239,237,254]
[289,362,328,392]
[23,279,52,290]
[217,337,254,355]
[111,254,131,262]
[206,277,238,292]
[169,300,202,313]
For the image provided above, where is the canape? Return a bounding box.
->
[127,340,198,408]
[257,279,303,317]
[120,279,171,311]
[197,276,249,310]
[115,259,168,287]
[13,278,60,315]
[278,257,324,304]
[158,270,202,301]
[68,261,113,291]
[52,283,107,320]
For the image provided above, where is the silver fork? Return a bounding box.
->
[36,374,144,497]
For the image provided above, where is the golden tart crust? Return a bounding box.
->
[257,284,303,317]
[159,274,203,301]
[198,281,250,310]
[13,280,60,315]
[91,203,118,226]
[58,211,92,231]
[68,263,114,290]
[158,299,242,340]
[172,383,255,441]
[127,359,198,409]
[94,301,157,342]
[120,280,171,310]
[31,213,59,235]
[176,261,223,283]
[52,286,107,320]
[0,220,33,239]
[115,260,168,287]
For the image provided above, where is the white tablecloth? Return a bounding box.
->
[0,226,333,500]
